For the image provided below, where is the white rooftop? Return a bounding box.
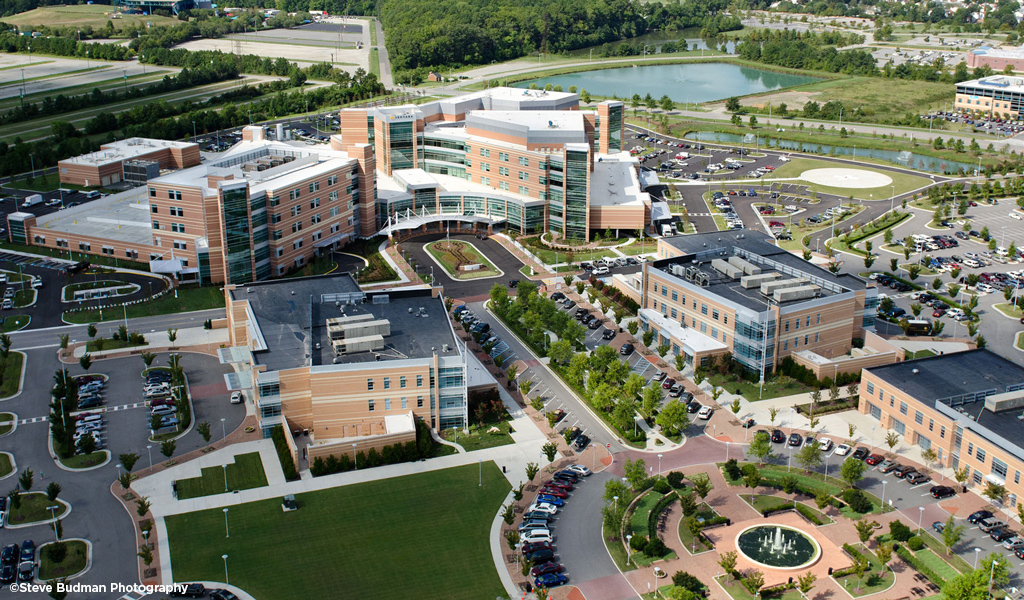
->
[590,153,649,208]
[34,187,155,246]
[61,138,197,167]
[467,110,585,133]
[958,74,1024,92]
[640,308,728,354]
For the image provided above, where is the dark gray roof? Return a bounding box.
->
[230,273,455,371]
[866,349,1024,402]
[654,230,865,311]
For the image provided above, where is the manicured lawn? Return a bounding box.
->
[0,411,13,436]
[0,452,11,477]
[619,239,658,255]
[603,520,636,572]
[677,503,717,554]
[166,463,511,600]
[426,240,501,279]
[994,303,1023,319]
[918,531,974,573]
[628,490,667,536]
[914,548,960,582]
[64,285,225,324]
[745,494,833,524]
[1017,331,1024,351]
[282,256,338,279]
[440,417,515,452]
[3,4,179,29]
[6,492,68,525]
[707,372,813,402]
[0,352,24,399]
[769,158,931,200]
[58,450,107,470]
[2,314,29,332]
[343,236,398,283]
[38,540,88,580]
[86,336,148,352]
[175,453,269,500]
[12,289,33,308]
[906,349,936,360]
[521,235,617,264]
[834,550,895,597]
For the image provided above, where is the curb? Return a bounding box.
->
[3,496,71,530]
[34,538,92,583]
[0,350,29,402]
[0,451,16,481]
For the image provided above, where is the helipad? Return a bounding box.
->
[800,168,893,189]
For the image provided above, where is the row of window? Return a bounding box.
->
[368,396,428,411]
[367,375,424,390]
[783,314,821,332]
[653,283,731,326]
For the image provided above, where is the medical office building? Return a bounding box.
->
[638,231,877,373]
[859,350,1024,508]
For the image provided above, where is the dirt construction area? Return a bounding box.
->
[174,21,370,73]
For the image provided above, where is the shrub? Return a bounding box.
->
[723,459,742,481]
[666,471,686,489]
[795,504,826,525]
[644,537,668,557]
[270,425,299,481]
[672,571,705,595]
[907,536,924,551]
[843,488,872,514]
[653,479,672,494]
[630,534,649,552]
[895,543,946,586]
[890,520,913,542]
[781,474,798,494]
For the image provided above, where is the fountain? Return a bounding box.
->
[735,524,821,570]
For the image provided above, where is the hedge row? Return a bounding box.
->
[894,543,947,588]
[648,491,679,540]
[778,355,860,389]
[795,503,829,525]
[271,425,299,481]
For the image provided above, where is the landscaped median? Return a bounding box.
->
[5,492,69,526]
[828,210,912,257]
[38,539,89,581]
[425,239,502,279]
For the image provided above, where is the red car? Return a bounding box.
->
[539,487,568,499]
[865,454,885,466]
[521,541,553,555]
[727,190,737,195]
[545,479,573,491]
[932,308,946,318]
[662,378,676,390]
[531,562,564,577]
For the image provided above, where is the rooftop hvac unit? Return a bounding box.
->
[694,271,711,287]
[774,285,820,302]
[669,264,687,278]
[740,273,780,289]
[728,256,761,276]
[685,266,698,281]
[760,277,809,296]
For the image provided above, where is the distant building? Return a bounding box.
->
[954,75,1024,119]
[57,138,199,187]
[966,45,1024,72]
[427,71,442,82]
[114,0,195,15]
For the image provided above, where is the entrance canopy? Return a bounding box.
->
[378,208,506,236]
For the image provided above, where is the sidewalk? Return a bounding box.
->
[69,326,229,360]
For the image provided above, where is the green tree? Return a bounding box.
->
[691,472,713,501]
[749,434,774,465]
[718,550,738,578]
[840,457,866,487]
[885,430,900,454]
[797,572,817,595]
[167,328,177,345]
[725,97,741,112]
[660,95,674,111]
[196,422,212,442]
[642,329,656,348]
[855,520,874,543]
[796,441,823,472]
[656,400,690,436]
[86,324,97,338]
[541,442,557,462]
[160,439,176,459]
[45,481,61,502]
[135,496,152,517]
[119,452,139,472]
[526,462,540,481]
[79,354,92,371]
[979,553,1011,588]
[641,381,662,419]
[624,458,649,489]
[942,514,965,554]
[18,468,33,492]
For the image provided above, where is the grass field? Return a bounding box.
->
[708,371,813,402]
[0,353,24,399]
[2,315,30,332]
[0,452,11,477]
[64,285,225,324]
[0,413,12,436]
[619,238,658,255]
[166,463,510,600]
[769,158,931,200]
[175,453,269,500]
[914,548,960,582]
[38,540,88,580]
[425,240,501,279]
[440,417,515,452]
[716,575,804,600]
[789,76,953,124]
[833,545,895,597]
[3,5,179,29]
[58,450,107,470]
[994,303,1023,319]
[6,492,68,525]
[369,47,380,77]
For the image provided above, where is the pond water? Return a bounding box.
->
[683,131,978,175]
[514,63,819,104]
[736,525,819,569]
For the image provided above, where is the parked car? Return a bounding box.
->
[523,511,553,522]
[567,464,591,477]
[524,548,555,563]
[519,519,551,532]
[852,447,870,461]
[521,541,554,555]
[771,430,785,444]
[534,573,568,588]
[170,584,208,598]
[620,343,634,355]
[818,438,833,452]
[687,401,701,413]
[209,590,240,600]
[0,563,13,584]
[521,529,553,544]
[697,405,713,420]
[968,509,993,523]
[536,495,564,507]
[1003,536,1024,550]
[18,540,33,563]
[834,444,852,456]
[662,378,676,390]
[573,434,590,451]
[892,464,917,478]
[669,384,685,398]
[538,487,568,499]
[932,521,945,534]
[905,472,930,485]
[877,460,899,473]
[17,561,32,582]
[979,518,1007,533]
[0,544,17,567]
[991,528,1016,542]
[787,433,802,447]
[602,329,616,340]
[930,486,956,499]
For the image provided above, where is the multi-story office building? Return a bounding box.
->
[966,46,1024,74]
[640,231,876,373]
[858,350,1024,508]
[336,87,649,242]
[954,75,1024,119]
[223,273,472,462]
[14,126,377,284]
[57,138,200,187]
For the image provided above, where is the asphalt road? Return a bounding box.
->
[7,308,226,351]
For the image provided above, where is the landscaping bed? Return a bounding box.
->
[346,236,397,283]
[426,240,500,279]
[38,540,88,580]
[1,315,29,332]
[0,452,11,477]
[743,494,832,525]
[440,414,514,452]
[0,353,23,399]
[833,543,895,597]
[64,285,225,324]
[58,450,107,470]
[6,493,69,525]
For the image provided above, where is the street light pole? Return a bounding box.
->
[147,445,152,470]
[221,417,226,439]
[222,554,229,584]
[223,508,230,537]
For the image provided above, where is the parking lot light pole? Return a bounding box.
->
[726,441,730,461]
[974,547,981,569]
[224,464,229,492]
[47,506,60,540]
[146,445,152,470]
[657,453,662,479]
[918,506,924,534]
[626,534,632,566]
[223,508,229,538]
[881,479,887,507]
[222,554,229,584]
[220,417,226,440]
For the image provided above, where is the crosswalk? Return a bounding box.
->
[117,591,148,600]
[19,401,148,424]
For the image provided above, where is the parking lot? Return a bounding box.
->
[924,110,1024,138]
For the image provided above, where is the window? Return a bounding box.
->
[866,382,875,395]
[291,222,302,233]
[149,188,156,198]
[480,148,489,157]
[723,315,728,324]
[795,319,800,330]
[311,214,322,224]
[499,182,509,191]
[976,448,986,463]
[794,337,798,348]
[701,304,708,315]
[291,206,301,217]
[328,175,338,186]
[993,457,1008,479]
[417,396,423,408]
[519,156,529,166]
[940,425,946,438]
[499,152,509,162]
[368,399,375,411]
[400,376,406,388]
[170,223,185,233]
[367,379,373,390]
[170,207,183,217]
[152,221,160,230]
[101,246,114,255]
[968,443,974,456]
[816,313,821,324]
[384,398,391,410]
[711,327,718,339]
[329,191,338,202]
[785,321,790,332]
[384,377,390,390]
[271,213,282,224]
[518,171,528,181]
[480,162,490,172]
[915,411,923,425]
[783,340,788,351]
[78,242,90,251]
[900,401,908,415]
[671,291,678,301]
[173,240,187,250]
[806,317,810,327]
[499,166,509,177]
[310,198,320,208]
[311,231,321,242]
[661,287,667,297]
[671,308,677,319]
[289,189,301,200]
[480,176,490,186]
[273,230,282,240]
[712,309,719,320]
[401,397,407,409]
[804,335,808,346]
[417,375,423,387]
[309,182,320,193]
[167,190,182,200]
[929,419,934,431]
[151,205,158,214]
[700,322,707,333]
[274,248,283,258]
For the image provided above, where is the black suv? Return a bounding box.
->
[787,433,802,447]
[171,583,207,598]
[0,544,17,567]
[968,509,993,524]
[771,430,785,444]
[573,434,591,451]
[851,447,869,461]
[620,343,634,355]
[892,464,917,478]
[931,486,956,499]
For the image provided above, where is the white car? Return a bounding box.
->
[834,444,852,456]
[697,405,714,420]
[568,464,591,477]
[593,266,609,275]
[975,284,995,294]
[520,529,553,544]
[1011,212,1022,220]
[230,391,243,404]
[818,438,833,452]
[527,503,558,515]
